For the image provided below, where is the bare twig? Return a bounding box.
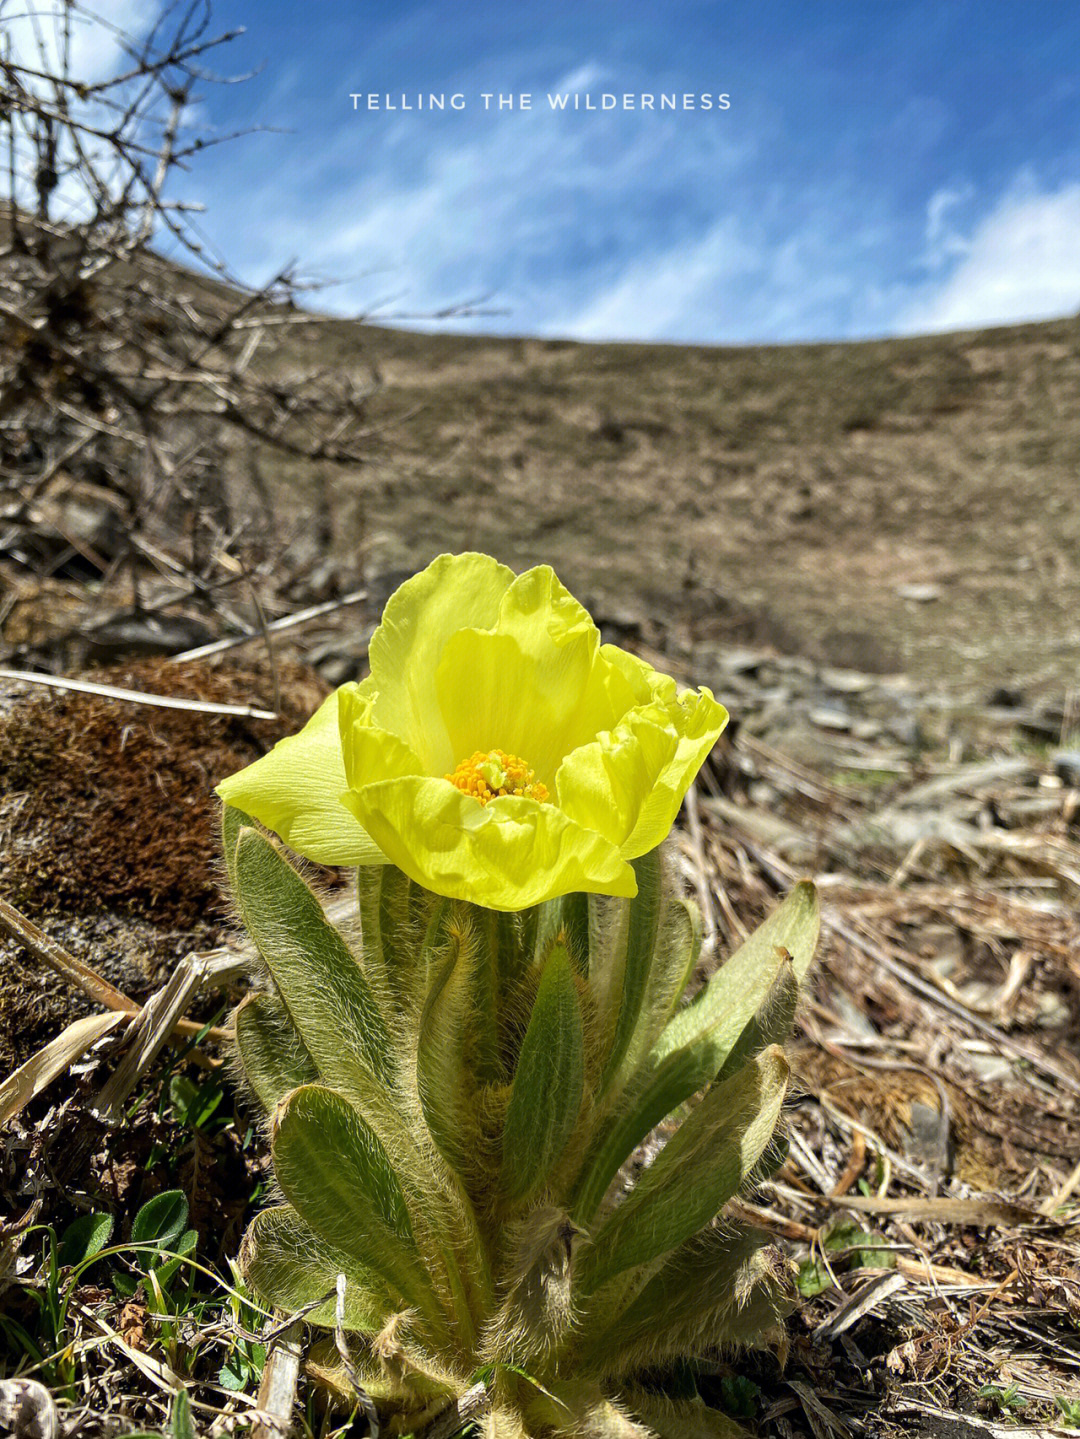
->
[170,587,369,662]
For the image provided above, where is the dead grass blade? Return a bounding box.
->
[92,954,241,1122]
[0,668,278,719]
[0,1010,126,1124]
[0,895,234,1043]
[0,895,141,1017]
[251,1319,303,1439]
[821,1193,1046,1228]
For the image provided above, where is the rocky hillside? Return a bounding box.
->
[249,310,1080,698]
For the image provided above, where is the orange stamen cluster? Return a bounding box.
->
[446,749,550,806]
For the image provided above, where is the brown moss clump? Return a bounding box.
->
[0,656,328,926]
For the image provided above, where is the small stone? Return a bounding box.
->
[896,583,941,602]
[885,714,923,748]
[308,635,370,687]
[718,648,769,677]
[83,612,215,660]
[966,1052,1013,1084]
[1053,750,1080,787]
[821,667,875,695]
[988,685,1024,708]
[905,1100,949,1168]
[810,706,852,732]
[851,719,883,741]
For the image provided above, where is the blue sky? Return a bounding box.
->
[20,1,1080,343]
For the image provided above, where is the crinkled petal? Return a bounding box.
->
[216,689,382,865]
[338,682,426,790]
[495,568,650,747]
[367,552,514,771]
[435,569,647,782]
[554,710,679,850]
[344,778,637,910]
[493,565,598,656]
[599,642,674,706]
[557,690,728,857]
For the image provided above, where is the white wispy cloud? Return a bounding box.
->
[547,185,901,344]
[185,80,757,327]
[550,61,611,92]
[554,217,761,341]
[900,177,1080,332]
[153,26,1080,346]
[923,184,973,266]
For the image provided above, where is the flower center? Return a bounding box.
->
[446,749,550,806]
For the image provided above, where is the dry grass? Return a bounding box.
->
[234,312,1080,694]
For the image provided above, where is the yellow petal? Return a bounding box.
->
[367,552,514,771]
[434,567,637,782]
[338,682,425,790]
[557,689,728,857]
[216,690,383,865]
[344,778,637,911]
[435,631,570,784]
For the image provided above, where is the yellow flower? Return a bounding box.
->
[217,553,727,910]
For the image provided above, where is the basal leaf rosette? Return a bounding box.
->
[217,552,727,910]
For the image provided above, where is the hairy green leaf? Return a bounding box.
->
[375,863,424,1009]
[580,1046,788,1291]
[235,991,317,1113]
[715,958,798,1083]
[272,1084,445,1334]
[234,828,394,1098]
[221,803,252,894]
[624,1394,745,1439]
[599,850,663,1093]
[579,1225,785,1382]
[638,892,704,1041]
[240,1204,391,1330]
[417,910,482,1176]
[570,883,817,1224]
[171,1389,195,1439]
[654,881,818,1065]
[501,945,585,1204]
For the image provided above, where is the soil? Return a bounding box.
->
[0,656,327,1071]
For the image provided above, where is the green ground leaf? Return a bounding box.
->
[171,1389,195,1439]
[131,1190,188,1251]
[58,1211,114,1268]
